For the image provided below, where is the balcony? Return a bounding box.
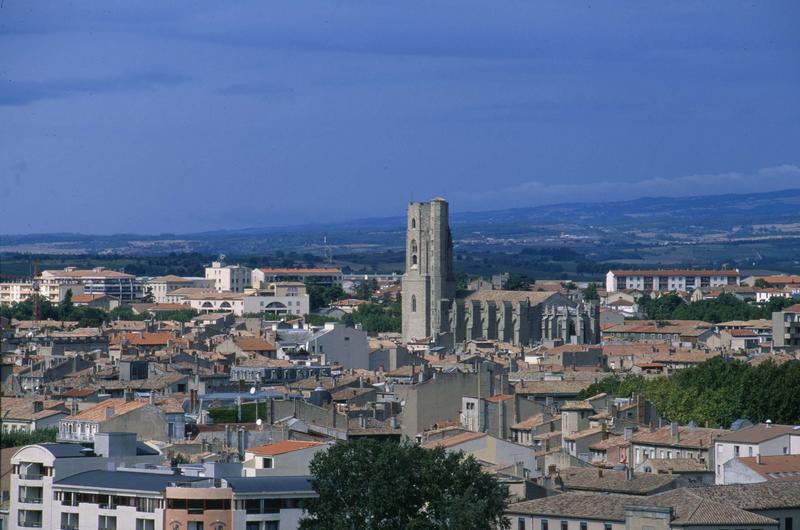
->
[19,522,43,528]
[62,526,79,530]
[19,473,43,480]
[21,497,43,504]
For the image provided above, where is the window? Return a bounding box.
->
[246,524,260,530]
[604,524,612,530]
[61,513,79,530]
[98,515,117,530]
[261,457,274,469]
[517,518,526,530]
[561,521,568,530]
[411,218,416,228]
[748,447,753,457]
[734,445,740,457]
[136,520,154,530]
[542,520,549,530]
[411,295,417,312]
[188,523,203,530]
[785,516,793,530]
[580,522,587,530]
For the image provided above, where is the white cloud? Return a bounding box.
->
[453,164,800,209]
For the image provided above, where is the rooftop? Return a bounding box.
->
[246,441,324,456]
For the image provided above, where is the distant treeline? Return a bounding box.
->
[578,357,800,428]
[636,293,796,323]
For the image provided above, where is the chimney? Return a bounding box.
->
[106,405,115,419]
[149,392,155,405]
[236,428,246,460]
[124,389,132,403]
[626,466,633,481]
[756,453,762,465]
[671,421,680,441]
[71,398,78,416]
[598,468,603,478]
[624,427,633,441]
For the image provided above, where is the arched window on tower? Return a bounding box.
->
[410,239,418,268]
[411,295,417,312]
[411,218,416,229]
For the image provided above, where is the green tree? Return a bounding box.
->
[58,289,74,321]
[300,439,510,530]
[353,279,378,301]
[582,283,599,301]
[307,283,346,311]
[1,427,58,448]
[141,286,155,304]
[502,273,532,291]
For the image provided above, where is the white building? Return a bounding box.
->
[205,261,252,293]
[606,269,739,293]
[242,441,327,477]
[145,275,215,303]
[0,281,84,307]
[714,423,800,484]
[180,283,310,317]
[40,267,140,302]
[9,433,162,530]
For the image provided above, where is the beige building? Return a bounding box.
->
[0,281,83,306]
[40,267,140,302]
[205,261,252,293]
[145,275,214,303]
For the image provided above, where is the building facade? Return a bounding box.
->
[252,268,343,288]
[205,262,252,293]
[606,269,740,293]
[40,268,140,303]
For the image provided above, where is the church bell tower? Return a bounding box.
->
[402,197,456,342]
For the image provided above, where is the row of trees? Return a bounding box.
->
[1,427,58,449]
[636,293,795,323]
[578,357,800,427]
[0,291,198,327]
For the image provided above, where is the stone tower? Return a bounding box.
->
[402,198,456,342]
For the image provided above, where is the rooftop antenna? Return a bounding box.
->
[323,236,332,264]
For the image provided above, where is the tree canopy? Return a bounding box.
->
[578,357,800,427]
[300,439,510,530]
[342,301,401,333]
[636,293,796,323]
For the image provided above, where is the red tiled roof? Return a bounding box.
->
[110,332,174,346]
[485,394,514,403]
[234,337,276,352]
[247,440,324,456]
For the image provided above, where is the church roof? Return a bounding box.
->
[461,289,561,306]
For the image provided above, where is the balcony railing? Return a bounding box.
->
[21,497,43,504]
[19,522,43,528]
[19,473,43,480]
[61,525,79,530]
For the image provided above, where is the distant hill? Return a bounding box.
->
[1,188,799,256]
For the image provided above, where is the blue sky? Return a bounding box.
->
[1,1,799,234]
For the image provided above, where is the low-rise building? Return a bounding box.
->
[773,304,800,349]
[243,441,327,477]
[145,275,215,303]
[630,422,726,469]
[205,261,252,293]
[606,269,739,293]
[714,423,800,484]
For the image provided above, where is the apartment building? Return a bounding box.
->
[9,433,162,530]
[145,275,214,303]
[0,281,84,307]
[205,262,252,293]
[252,267,342,288]
[630,423,726,468]
[177,285,310,317]
[772,304,800,348]
[714,423,800,485]
[606,269,739,293]
[40,267,140,303]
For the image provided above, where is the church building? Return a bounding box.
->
[401,198,600,349]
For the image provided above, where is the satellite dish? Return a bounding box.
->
[249,387,256,395]
[256,419,262,426]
